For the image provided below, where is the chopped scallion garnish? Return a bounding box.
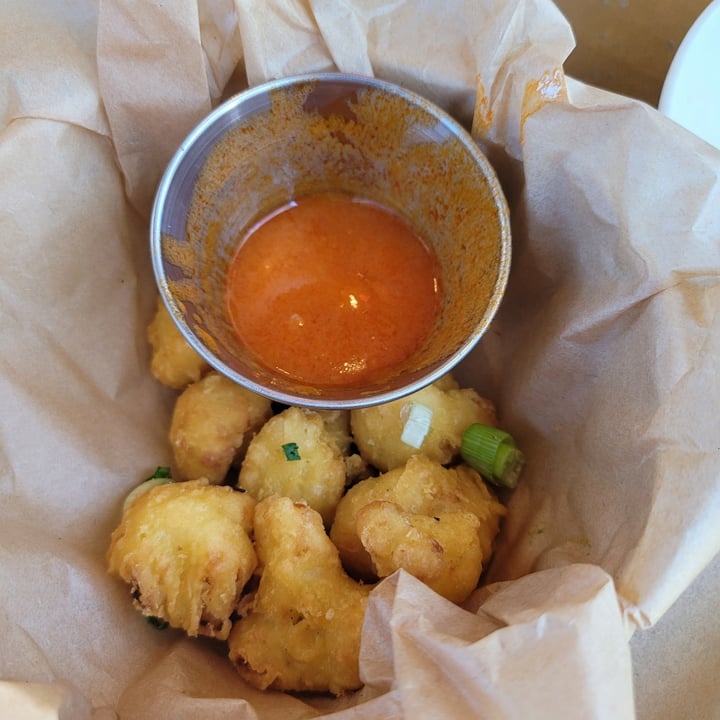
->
[461,424,525,489]
[282,442,301,461]
[146,616,169,630]
[122,468,174,514]
[400,402,433,449]
[146,466,172,481]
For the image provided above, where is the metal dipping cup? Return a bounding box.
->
[150,73,511,409]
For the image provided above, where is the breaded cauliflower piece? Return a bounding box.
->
[146,295,210,389]
[107,479,257,640]
[170,371,272,484]
[356,501,484,604]
[237,406,347,525]
[350,373,497,472]
[228,496,370,696]
[313,409,353,454]
[330,455,505,600]
[309,408,371,484]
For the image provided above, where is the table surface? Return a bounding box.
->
[554,0,710,107]
[631,554,720,720]
[551,2,720,718]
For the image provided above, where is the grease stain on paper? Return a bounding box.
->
[521,67,568,143]
[472,76,494,139]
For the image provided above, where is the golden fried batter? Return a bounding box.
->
[313,408,371,483]
[357,501,484,604]
[146,295,210,389]
[350,373,497,472]
[237,407,347,525]
[228,496,370,696]
[170,371,272,483]
[330,455,505,599]
[313,409,353,454]
[107,479,257,640]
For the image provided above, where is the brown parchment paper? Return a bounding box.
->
[1,0,718,718]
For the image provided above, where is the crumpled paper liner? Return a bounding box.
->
[109,567,632,719]
[479,77,720,628]
[1,0,718,717]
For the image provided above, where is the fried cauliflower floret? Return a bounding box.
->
[313,409,352,454]
[237,406,347,525]
[107,479,257,640]
[350,373,497,472]
[313,408,371,483]
[170,371,272,484]
[146,295,210,389]
[228,496,371,696]
[356,501,484,604]
[330,455,505,601]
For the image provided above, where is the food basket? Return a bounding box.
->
[0,0,718,718]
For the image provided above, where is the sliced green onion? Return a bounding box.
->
[122,468,173,514]
[400,402,433,449]
[282,442,301,461]
[146,616,169,630]
[146,466,172,481]
[461,424,525,489]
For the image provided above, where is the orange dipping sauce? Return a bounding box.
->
[226,193,443,387]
